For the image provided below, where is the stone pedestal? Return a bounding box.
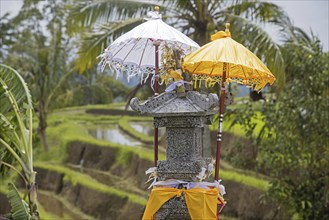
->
[130,91,218,219]
[154,195,188,219]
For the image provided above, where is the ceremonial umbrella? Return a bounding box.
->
[183,23,275,180]
[98,7,199,166]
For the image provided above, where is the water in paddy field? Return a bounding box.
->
[88,122,166,150]
[88,124,143,146]
[130,121,165,136]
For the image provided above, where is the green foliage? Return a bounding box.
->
[51,102,126,113]
[96,74,129,102]
[0,64,38,219]
[116,148,134,167]
[70,84,113,106]
[53,73,131,108]
[227,103,258,139]
[6,183,31,220]
[210,108,266,138]
[67,0,152,72]
[220,169,269,192]
[4,0,73,151]
[50,112,121,124]
[219,30,328,219]
[0,64,33,183]
[258,39,329,219]
[0,64,32,120]
[225,142,250,168]
[0,14,15,61]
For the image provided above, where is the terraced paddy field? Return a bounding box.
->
[1,103,289,219]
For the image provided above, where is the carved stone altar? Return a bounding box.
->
[130,91,218,219]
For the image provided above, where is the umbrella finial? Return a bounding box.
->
[210,22,232,41]
[146,6,161,20]
[225,23,231,37]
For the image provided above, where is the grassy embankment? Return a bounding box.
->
[37,110,162,163]
[40,103,270,192]
[34,162,146,206]
[1,102,270,218]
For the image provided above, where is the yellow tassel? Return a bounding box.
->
[169,70,183,81]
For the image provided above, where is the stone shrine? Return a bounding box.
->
[130,90,218,219]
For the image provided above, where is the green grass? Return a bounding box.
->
[219,169,270,191]
[38,190,95,220]
[38,203,64,220]
[52,103,126,112]
[49,112,122,124]
[34,162,147,206]
[35,121,88,162]
[37,115,165,163]
[210,111,265,137]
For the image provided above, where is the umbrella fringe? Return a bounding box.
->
[191,74,274,92]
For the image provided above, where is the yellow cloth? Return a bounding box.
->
[169,70,183,81]
[210,31,230,41]
[142,187,220,220]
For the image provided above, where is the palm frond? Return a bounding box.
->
[225,0,288,23]
[0,64,33,176]
[67,0,154,35]
[226,15,285,90]
[0,64,33,115]
[6,182,31,220]
[75,18,143,73]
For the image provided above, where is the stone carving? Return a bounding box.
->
[130,92,177,114]
[154,116,212,128]
[130,91,218,116]
[157,159,207,181]
[154,195,189,219]
[186,91,218,111]
[130,91,218,220]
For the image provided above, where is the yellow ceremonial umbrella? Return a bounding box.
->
[183,23,275,180]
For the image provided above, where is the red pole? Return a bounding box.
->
[154,44,159,167]
[214,64,227,180]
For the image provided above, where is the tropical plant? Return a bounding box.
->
[51,70,130,108]
[5,0,73,151]
[0,14,15,62]
[0,64,39,219]
[259,35,329,220]
[67,0,303,92]
[231,32,329,219]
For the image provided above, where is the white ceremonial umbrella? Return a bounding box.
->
[98,7,199,92]
[98,6,199,166]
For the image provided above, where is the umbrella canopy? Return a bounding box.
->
[98,8,199,83]
[98,7,199,167]
[183,23,276,180]
[183,25,275,91]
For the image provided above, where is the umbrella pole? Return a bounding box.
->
[215,65,227,180]
[154,44,159,167]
